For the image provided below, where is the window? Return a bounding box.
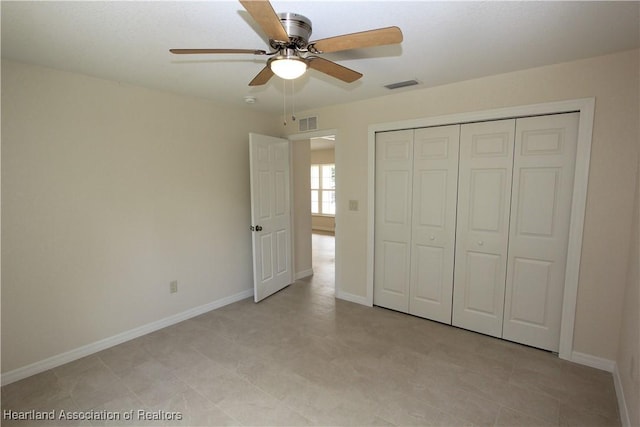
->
[311,164,335,216]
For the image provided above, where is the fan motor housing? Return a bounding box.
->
[276,12,312,48]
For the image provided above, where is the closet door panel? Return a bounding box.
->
[503,113,579,351]
[453,119,515,337]
[374,129,414,312]
[409,125,460,323]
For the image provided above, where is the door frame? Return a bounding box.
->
[288,129,341,295]
[366,98,595,361]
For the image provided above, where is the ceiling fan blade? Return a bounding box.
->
[307,57,362,83]
[239,0,289,42]
[170,49,267,55]
[249,66,274,86]
[310,26,403,53]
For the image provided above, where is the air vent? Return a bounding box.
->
[384,79,420,90]
[298,116,318,132]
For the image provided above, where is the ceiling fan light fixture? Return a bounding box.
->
[171,1,404,86]
[269,55,307,80]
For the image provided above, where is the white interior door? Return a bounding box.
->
[452,119,515,337]
[374,129,414,312]
[249,133,293,302]
[409,125,460,323]
[502,113,579,351]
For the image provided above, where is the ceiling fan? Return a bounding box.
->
[170,0,403,86]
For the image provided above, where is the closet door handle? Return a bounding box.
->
[477,240,484,246]
[429,235,435,241]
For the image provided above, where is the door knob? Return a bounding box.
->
[255,225,263,231]
[478,240,484,246]
[429,235,435,241]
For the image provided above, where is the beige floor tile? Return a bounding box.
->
[53,355,106,379]
[427,343,514,382]
[190,332,256,372]
[280,381,378,426]
[421,381,502,426]
[2,396,83,427]
[87,394,146,426]
[172,356,230,389]
[117,359,191,406]
[452,369,560,423]
[97,339,153,375]
[496,406,557,427]
[54,360,130,411]
[510,366,568,400]
[1,233,620,427]
[373,390,457,426]
[227,400,314,426]
[234,356,312,400]
[563,388,620,422]
[559,403,621,426]
[1,371,70,411]
[145,387,239,427]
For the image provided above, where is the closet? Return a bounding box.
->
[374,112,579,352]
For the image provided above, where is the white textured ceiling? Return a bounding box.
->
[2,1,639,114]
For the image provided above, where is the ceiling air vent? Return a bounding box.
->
[298,116,318,132]
[384,79,420,90]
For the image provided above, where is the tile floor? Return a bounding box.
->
[2,233,620,426]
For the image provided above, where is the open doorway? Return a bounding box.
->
[310,136,336,293]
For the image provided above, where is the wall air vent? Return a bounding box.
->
[298,116,318,132]
[384,79,420,90]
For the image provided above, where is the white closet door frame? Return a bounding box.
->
[366,98,595,361]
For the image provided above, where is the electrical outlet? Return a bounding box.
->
[170,280,178,294]
[349,200,359,211]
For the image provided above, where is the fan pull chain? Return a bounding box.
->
[283,79,287,126]
[291,79,296,123]
[282,79,297,126]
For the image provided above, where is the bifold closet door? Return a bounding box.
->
[409,125,460,323]
[374,129,414,312]
[452,119,515,337]
[376,113,579,351]
[374,125,459,323]
[502,113,579,351]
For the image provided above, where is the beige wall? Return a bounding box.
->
[3,49,638,406]
[617,151,640,426]
[283,49,640,362]
[1,60,281,373]
[292,140,312,276]
[311,148,336,232]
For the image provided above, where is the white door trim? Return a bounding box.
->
[366,98,595,360]
[288,129,341,297]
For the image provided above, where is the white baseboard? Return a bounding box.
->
[295,269,314,280]
[570,351,616,372]
[336,290,372,307]
[613,363,631,427]
[1,288,254,386]
[562,352,633,425]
